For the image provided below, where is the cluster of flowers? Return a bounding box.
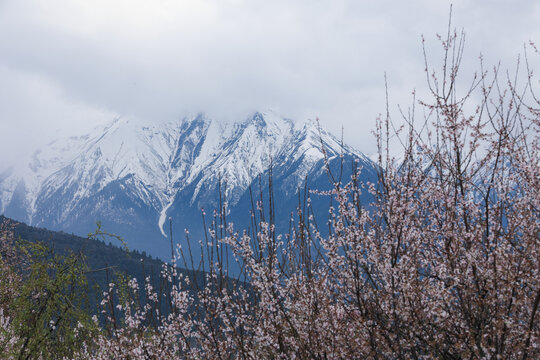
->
[72,29,539,359]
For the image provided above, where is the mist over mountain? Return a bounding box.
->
[1,111,377,261]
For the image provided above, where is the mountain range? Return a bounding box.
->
[0,111,377,261]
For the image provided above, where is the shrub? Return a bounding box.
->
[0,218,97,359]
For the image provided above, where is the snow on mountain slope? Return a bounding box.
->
[1,110,374,257]
[0,133,90,219]
[186,112,295,204]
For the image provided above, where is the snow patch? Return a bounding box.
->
[158,201,173,237]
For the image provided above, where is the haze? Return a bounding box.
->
[1,0,539,166]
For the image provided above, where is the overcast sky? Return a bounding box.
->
[1,0,539,165]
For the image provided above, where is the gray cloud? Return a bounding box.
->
[1,0,538,167]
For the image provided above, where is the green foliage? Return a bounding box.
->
[2,238,98,359]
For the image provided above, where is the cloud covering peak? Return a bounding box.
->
[1,0,539,165]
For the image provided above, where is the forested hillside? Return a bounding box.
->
[3,215,167,290]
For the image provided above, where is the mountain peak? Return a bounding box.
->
[251,111,265,124]
[0,111,376,260]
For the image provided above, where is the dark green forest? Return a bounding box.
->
[4,215,164,290]
[1,215,211,316]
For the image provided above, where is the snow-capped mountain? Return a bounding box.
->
[0,111,377,260]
